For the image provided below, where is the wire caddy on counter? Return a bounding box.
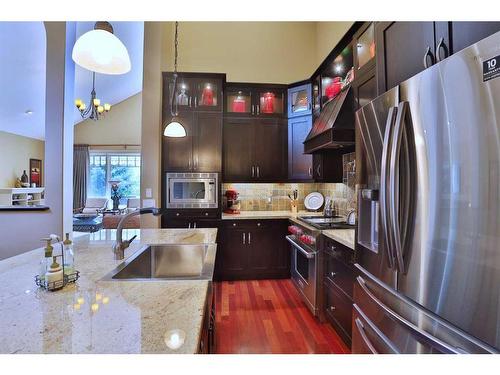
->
[34,238,80,291]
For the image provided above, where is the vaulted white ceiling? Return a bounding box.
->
[0,21,144,140]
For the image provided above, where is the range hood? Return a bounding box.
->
[303,87,356,154]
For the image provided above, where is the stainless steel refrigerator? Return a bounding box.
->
[353,31,500,354]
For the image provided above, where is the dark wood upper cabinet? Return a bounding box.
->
[288,115,313,180]
[254,119,287,181]
[376,22,436,94]
[162,72,224,173]
[163,72,225,113]
[163,111,222,172]
[162,111,194,171]
[223,117,287,182]
[194,112,222,172]
[375,21,500,95]
[224,83,287,118]
[448,22,500,55]
[222,117,255,181]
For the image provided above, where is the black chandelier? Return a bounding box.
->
[75,71,111,121]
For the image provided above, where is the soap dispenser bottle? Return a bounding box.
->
[63,233,74,275]
[45,256,63,285]
[39,238,53,280]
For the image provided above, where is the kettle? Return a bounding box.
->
[346,209,356,225]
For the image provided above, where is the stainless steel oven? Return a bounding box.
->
[287,221,321,316]
[166,172,218,209]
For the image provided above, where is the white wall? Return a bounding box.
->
[74,93,142,145]
[0,22,75,260]
[0,131,45,187]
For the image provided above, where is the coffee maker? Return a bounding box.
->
[224,188,240,214]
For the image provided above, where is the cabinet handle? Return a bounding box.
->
[257,223,261,227]
[251,105,255,115]
[435,37,449,62]
[256,105,260,115]
[233,223,237,227]
[195,96,198,107]
[423,46,435,69]
[188,159,192,170]
[330,306,336,311]
[256,166,260,178]
[243,233,246,245]
[316,163,321,177]
[248,232,251,245]
[330,271,337,278]
[176,212,180,217]
[188,223,191,229]
[308,102,312,111]
[251,166,255,178]
[188,96,191,107]
[205,212,209,216]
[308,166,312,177]
[193,222,197,229]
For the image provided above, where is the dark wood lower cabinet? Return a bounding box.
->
[214,219,290,281]
[321,235,356,347]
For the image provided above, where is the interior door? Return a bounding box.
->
[254,119,287,180]
[397,36,500,350]
[193,112,222,172]
[223,118,255,181]
[288,115,313,180]
[163,112,194,171]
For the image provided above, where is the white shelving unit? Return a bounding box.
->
[0,188,45,206]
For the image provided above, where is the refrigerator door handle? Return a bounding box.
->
[356,276,461,354]
[354,317,379,354]
[380,106,398,269]
[390,101,415,274]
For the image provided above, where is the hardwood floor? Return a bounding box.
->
[214,279,351,354]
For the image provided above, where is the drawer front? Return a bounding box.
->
[222,219,282,229]
[325,280,353,345]
[323,237,354,264]
[165,209,219,219]
[324,250,355,299]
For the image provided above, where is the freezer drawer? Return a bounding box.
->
[352,304,399,354]
[353,264,497,354]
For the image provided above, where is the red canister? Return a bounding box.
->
[325,77,342,99]
[201,85,214,106]
[262,92,275,114]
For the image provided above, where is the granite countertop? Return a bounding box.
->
[222,211,355,250]
[0,228,217,354]
[322,229,355,250]
[222,210,324,220]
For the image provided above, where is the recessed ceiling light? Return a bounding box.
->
[25,110,33,115]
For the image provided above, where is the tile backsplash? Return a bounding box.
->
[223,153,357,216]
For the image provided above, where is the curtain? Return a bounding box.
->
[73,144,89,210]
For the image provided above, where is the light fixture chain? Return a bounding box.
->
[174,21,179,74]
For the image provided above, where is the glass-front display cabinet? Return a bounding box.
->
[312,75,321,116]
[163,73,225,113]
[355,22,376,71]
[320,44,354,106]
[288,83,312,118]
[224,83,287,117]
[226,89,253,115]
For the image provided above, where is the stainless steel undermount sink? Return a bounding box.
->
[102,243,216,281]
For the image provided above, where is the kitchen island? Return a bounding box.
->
[0,228,217,354]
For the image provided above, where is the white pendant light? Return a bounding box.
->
[163,118,187,137]
[72,21,131,75]
[164,22,187,138]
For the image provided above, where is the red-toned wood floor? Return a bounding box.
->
[214,279,350,354]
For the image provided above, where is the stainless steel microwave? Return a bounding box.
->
[165,172,218,209]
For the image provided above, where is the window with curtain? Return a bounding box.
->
[88,152,141,203]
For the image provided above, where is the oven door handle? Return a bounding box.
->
[286,235,316,259]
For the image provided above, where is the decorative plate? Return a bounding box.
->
[304,192,324,211]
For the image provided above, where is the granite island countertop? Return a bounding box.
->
[0,228,217,354]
